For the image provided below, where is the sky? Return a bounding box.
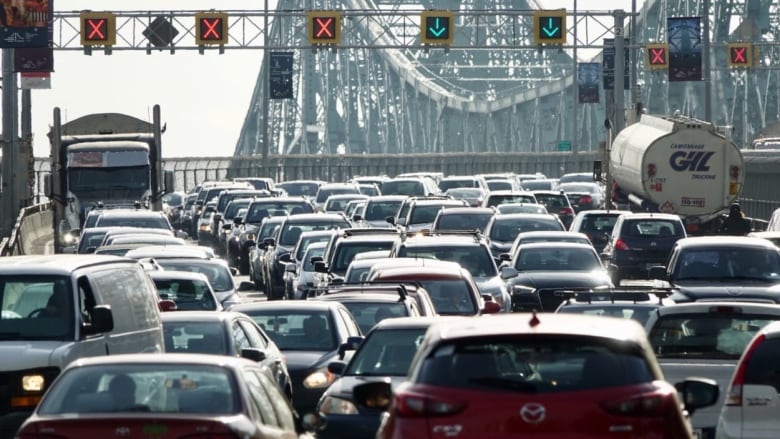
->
[26,0,640,159]
[28,0,274,158]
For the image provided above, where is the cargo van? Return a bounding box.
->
[0,255,164,437]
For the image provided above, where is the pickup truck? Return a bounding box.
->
[645,302,780,439]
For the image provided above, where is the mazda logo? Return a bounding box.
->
[115,427,130,437]
[519,402,546,424]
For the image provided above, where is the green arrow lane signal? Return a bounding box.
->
[429,18,447,37]
[533,10,567,45]
[542,17,560,37]
[420,10,454,45]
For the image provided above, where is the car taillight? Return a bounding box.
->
[726,333,766,406]
[180,435,240,439]
[15,434,67,439]
[558,207,574,215]
[615,239,630,251]
[578,195,593,205]
[395,392,465,417]
[600,390,670,417]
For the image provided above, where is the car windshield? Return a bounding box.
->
[416,335,652,393]
[490,218,563,242]
[364,201,403,221]
[96,216,170,230]
[0,276,74,340]
[37,364,238,415]
[398,245,497,278]
[244,310,336,351]
[295,235,332,261]
[152,278,218,311]
[279,220,350,246]
[346,328,428,376]
[417,279,477,315]
[485,194,536,207]
[278,182,320,197]
[302,245,326,271]
[339,301,409,334]
[435,213,493,233]
[515,247,601,271]
[409,205,446,225]
[648,313,780,359]
[332,242,396,273]
[245,202,313,223]
[155,261,234,292]
[675,247,780,281]
[317,187,360,203]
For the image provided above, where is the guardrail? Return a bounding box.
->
[0,203,52,256]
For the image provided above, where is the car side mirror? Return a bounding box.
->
[83,305,114,336]
[279,253,292,263]
[238,281,255,291]
[500,266,518,279]
[675,377,719,416]
[230,267,239,276]
[482,301,502,314]
[649,266,668,280]
[240,347,267,363]
[314,261,328,274]
[352,214,363,222]
[222,224,233,230]
[338,336,364,359]
[158,299,177,312]
[263,237,275,247]
[499,253,510,261]
[385,216,396,225]
[284,263,297,273]
[301,412,327,432]
[327,360,347,375]
[213,213,222,221]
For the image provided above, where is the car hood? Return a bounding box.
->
[510,271,613,289]
[0,341,67,370]
[283,350,337,371]
[325,375,407,400]
[672,282,780,302]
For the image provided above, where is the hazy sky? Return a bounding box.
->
[29,0,273,158]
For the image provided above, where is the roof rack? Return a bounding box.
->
[324,281,412,301]
[342,228,400,237]
[554,287,673,305]
[403,229,483,242]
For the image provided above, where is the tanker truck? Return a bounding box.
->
[610,114,744,233]
[44,105,174,252]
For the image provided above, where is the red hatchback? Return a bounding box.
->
[376,314,718,439]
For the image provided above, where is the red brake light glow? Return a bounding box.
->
[559,207,574,215]
[615,239,630,251]
[395,393,465,417]
[578,195,593,205]
[600,389,670,417]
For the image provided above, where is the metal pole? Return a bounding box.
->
[21,89,31,206]
[572,0,578,155]
[630,0,639,118]
[613,10,626,135]
[702,0,712,121]
[261,0,270,164]
[1,48,18,236]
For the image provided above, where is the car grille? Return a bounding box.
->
[538,288,566,311]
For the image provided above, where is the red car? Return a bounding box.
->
[376,313,718,438]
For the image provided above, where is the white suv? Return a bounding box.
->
[717,320,780,439]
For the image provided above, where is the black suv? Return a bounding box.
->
[650,236,780,303]
[313,228,401,289]
[601,213,686,284]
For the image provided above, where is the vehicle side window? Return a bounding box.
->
[77,276,96,325]
[339,308,361,335]
[744,338,780,391]
[232,321,252,352]
[238,319,267,349]
[242,368,278,426]
[252,370,296,430]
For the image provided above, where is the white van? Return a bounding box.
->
[0,255,164,436]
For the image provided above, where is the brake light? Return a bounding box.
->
[395,392,465,417]
[726,333,766,406]
[180,435,240,439]
[578,195,593,205]
[709,306,742,314]
[600,389,670,417]
[559,207,574,216]
[686,223,699,234]
[615,239,630,251]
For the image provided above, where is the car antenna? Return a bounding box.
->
[529,310,540,328]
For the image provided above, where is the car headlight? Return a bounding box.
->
[512,285,536,295]
[62,233,77,244]
[22,374,45,392]
[303,369,335,389]
[319,395,359,415]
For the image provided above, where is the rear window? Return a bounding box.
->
[648,312,780,358]
[381,181,425,196]
[622,220,684,238]
[416,335,653,392]
[579,214,620,234]
[485,194,536,207]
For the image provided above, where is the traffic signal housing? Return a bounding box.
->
[420,11,454,45]
[195,12,229,45]
[533,9,566,45]
[307,11,341,45]
[727,43,753,68]
[645,43,669,69]
[80,12,116,46]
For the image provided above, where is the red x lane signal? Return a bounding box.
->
[195,13,228,45]
[80,12,116,46]
[645,44,668,70]
[727,43,752,67]
[307,11,341,44]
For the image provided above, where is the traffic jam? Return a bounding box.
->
[3,116,779,439]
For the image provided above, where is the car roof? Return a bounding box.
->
[437,207,494,215]
[491,213,559,221]
[372,265,468,280]
[620,213,681,221]
[315,293,412,303]
[161,310,246,323]
[515,242,598,251]
[148,270,211,282]
[229,300,344,313]
[673,236,778,249]
[426,313,647,342]
[369,258,462,272]
[400,233,484,245]
[0,255,133,275]
[516,231,589,239]
[124,245,216,260]
[655,301,780,316]
[66,352,255,369]
[369,316,443,330]
[283,213,349,222]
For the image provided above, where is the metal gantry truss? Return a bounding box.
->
[50,0,780,157]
